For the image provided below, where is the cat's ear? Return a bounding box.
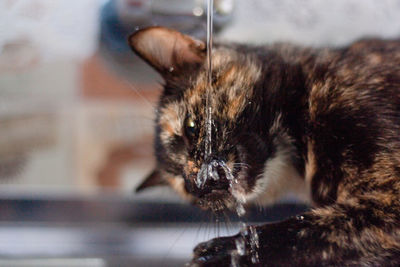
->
[128,26,206,76]
[135,169,167,192]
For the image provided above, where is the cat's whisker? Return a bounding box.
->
[217,213,221,237]
[232,162,249,166]
[214,209,220,237]
[123,81,157,110]
[203,213,209,241]
[163,222,188,261]
[222,210,232,235]
[233,163,250,169]
[207,212,214,240]
[212,213,216,237]
[195,210,208,242]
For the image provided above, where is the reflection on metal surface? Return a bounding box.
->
[0,195,308,223]
[0,196,308,266]
[0,225,235,259]
[0,259,105,267]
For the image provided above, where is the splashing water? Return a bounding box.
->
[199,2,258,263]
[231,251,240,267]
[195,161,218,188]
[235,236,246,256]
[231,224,260,264]
[231,235,246,267]
[195,163,207,188]
[218,162,247,217]
[236,203,246,217]
[195,159,232,189]
[249,226,260,264]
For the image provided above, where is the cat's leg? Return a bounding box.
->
[190,196,400,266]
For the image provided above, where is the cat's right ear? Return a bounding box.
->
[128,26,206,76]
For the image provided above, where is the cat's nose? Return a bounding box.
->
[187,159,231,198]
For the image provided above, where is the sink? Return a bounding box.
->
[0,194,308,266]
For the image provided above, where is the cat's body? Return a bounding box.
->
[130,27,400,266]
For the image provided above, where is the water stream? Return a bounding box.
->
[203,0,259,264]
[205,0,213,161]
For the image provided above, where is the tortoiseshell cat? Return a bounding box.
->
[130,26,400,266]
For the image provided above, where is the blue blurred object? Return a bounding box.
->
[100,0,235,53]
[100,0,132,53]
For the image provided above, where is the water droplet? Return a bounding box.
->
[236,203,246,217]
[251,254,259,264]
[193,6,204,16]
[240,222,248,233]
[248,226,260,264]
[208,160,220,181]
[249,226,259,248]
[195,163,208,188]
[230,251,240,267]
[235,237,246,256]
[219,161,234,181]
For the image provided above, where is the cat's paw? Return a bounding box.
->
[189,228,261,267]
[189,235,237,267]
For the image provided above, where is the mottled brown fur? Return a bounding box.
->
[130,27,400,266]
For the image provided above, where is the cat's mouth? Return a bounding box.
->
[185,158,251,212]
[194,190,244,215]
[194,189,236,212]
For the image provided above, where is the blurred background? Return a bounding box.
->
[1,0,400,266]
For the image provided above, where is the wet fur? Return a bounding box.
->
[131,27,400,266]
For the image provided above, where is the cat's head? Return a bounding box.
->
[130,27,303,211]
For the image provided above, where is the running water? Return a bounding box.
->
[205,0,213,161]
[199,1,259,264]
[196,0,214,190]
[202,0,247,217]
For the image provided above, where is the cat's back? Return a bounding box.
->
[335,38,400,82]
[308,38,400,123]
[301,38,400,203]
[306,38,400,140]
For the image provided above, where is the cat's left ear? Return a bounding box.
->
[128,26,206,76]
[135,169,167,192]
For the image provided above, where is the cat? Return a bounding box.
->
[130,26,400,266]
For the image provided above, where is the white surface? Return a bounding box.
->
[0,225,238,259]
[0,0,101,62]
[221,0,400,46]
[0,259,105,267]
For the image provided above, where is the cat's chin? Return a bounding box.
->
[194,190,235,212]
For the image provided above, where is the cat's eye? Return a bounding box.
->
[185,117,196,139]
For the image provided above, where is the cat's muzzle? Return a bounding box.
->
[186,159,233,200]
